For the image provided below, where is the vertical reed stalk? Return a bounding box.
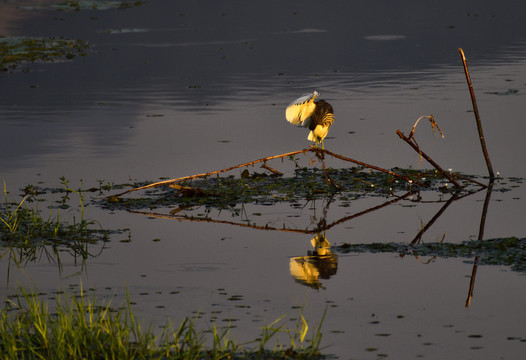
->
[458,48,495,179]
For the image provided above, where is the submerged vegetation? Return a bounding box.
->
[0,289,326,360]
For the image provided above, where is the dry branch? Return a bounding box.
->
[320,149,419,185]
[260,162,283,176]
[458,48,495,179]
[108,148,417,199]
[108,148,311,198]
[396,129,463,189]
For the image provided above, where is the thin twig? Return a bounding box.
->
[409,115,444,141]
[458,48,495,179]
[260,162,283,176]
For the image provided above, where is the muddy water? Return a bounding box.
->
[1,1,526,358]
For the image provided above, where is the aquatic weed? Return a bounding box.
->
[0,182,126,268]
[102,167,466,212]
[334,237,526,273]
[0,36,89,73]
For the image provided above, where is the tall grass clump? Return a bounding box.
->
[0,289,327,359]
[0,181,30,240]
[0,181,116,264]
[0,289,155,359]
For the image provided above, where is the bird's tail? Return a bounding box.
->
[308,112,334,142]
[307,131,317,142]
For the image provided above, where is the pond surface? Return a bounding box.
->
[1,1,526,358]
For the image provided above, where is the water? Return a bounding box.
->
[1,1,526,358]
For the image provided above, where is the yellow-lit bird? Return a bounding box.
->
[285,91,334,149]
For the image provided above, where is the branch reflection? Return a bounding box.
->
[466,179,495,307]
[129,181,500,305]
[129,191,412,235]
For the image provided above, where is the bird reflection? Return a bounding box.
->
[289,233,338,289]
[285,91,335,149]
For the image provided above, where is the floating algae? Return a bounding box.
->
[18,1,145,11]
[334,237,526,273]
[0,36,89,73]
[101,167,482,212]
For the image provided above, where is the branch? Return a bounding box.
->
[108,148,311,198]
[108,147,419,199]
[458,48,495,179]
[396,130,463,189]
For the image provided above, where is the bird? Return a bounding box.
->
[285,91,334,149]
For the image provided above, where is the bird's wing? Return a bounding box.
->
[285,91,319,125]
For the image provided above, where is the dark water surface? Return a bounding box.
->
[1,1,526,358]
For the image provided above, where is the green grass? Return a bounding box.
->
[0,289,326,359]
[1,181,100,243]
[0,181,125,267]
